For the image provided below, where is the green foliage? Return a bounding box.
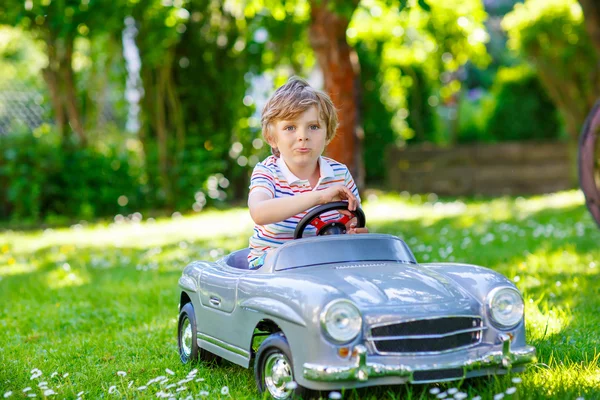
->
[0,0,127,40]
[401,63,438,143]
[502,0,599,138]
[131,0,289,210]
[456,89,493,143]
[356,40,396,184]
[349,0,491,143]
[0,126,143,222]
[456,65,562,144]
[485,65,562,142]
[0,26,46,90]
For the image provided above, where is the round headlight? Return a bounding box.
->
[487,287,524,329]
[321,300,362,343]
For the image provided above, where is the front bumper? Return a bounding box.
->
[303,335,536,383]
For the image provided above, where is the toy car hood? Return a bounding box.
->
[275,262,474,308]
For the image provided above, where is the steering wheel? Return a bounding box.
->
[294,201,366,239]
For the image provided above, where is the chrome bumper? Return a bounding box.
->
[303,336,536,383]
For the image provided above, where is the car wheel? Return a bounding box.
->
[178,302,220,364]
[255,333,317,400]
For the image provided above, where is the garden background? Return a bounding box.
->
[1,0,599,399]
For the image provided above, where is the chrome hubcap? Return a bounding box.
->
[264,352,294,399]
[181,318,192,357]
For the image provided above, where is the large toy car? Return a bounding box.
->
[177,202,536,399]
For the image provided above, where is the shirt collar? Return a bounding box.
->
[277,156,335,185]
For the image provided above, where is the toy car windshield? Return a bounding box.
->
[272,234,417,271]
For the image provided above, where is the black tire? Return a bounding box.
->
[255,333,318,399]
[178,302,220,364]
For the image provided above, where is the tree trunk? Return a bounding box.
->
[579,0,600,57]
[41,32,86,145]
[42,68,67,139]
[61,38,86,145]
[156,65,173,207]
[41,34,67,140]
[309,0,363,186]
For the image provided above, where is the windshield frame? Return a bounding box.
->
[269,234,417,271]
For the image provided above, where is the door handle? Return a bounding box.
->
[209,296,221,307]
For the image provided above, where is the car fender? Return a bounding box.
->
[178,275,198,292]
[240,297,307,327]
[421,262,517,302]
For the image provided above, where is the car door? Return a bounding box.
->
[199,264,243,314]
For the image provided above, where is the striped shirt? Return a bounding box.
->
[248,155,360,267]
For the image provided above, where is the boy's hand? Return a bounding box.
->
[319,185,359,211]
[339,210,369,235]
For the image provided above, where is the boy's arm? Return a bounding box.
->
[248,185,359,226]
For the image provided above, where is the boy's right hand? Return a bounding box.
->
[318,184,359,211]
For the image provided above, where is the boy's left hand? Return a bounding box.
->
[339,210,369,235]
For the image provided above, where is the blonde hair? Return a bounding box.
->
[261,77,338,156]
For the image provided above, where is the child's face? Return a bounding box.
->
[269,106,327,171]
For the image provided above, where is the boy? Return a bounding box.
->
[247,77,368,268]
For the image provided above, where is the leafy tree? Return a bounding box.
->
[348,0,490,144]
[131,0,269,208]
[503,0,600,140]
[0,0,128,144]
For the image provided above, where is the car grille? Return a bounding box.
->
[370,317,483,354]
[412,369,464,383]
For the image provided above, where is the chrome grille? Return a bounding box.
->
[370,317,483,354]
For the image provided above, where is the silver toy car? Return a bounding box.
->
[177,202,536,399]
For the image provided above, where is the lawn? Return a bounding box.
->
[1,190,599,399]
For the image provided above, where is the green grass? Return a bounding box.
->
[1,190,599,399]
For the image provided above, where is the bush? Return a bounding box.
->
[484,65,562,142]
[456,89,494,143]
[0,126,143,222]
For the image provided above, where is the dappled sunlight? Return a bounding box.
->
[364,190,586,228]
[364,194,468,224]
[514,190,586,216]
[0,259,36,277]
[525,352,600,397]
[45,265,89,290]
[0,208,254,257]
[518,245,591,277]
[524,298,570,341]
